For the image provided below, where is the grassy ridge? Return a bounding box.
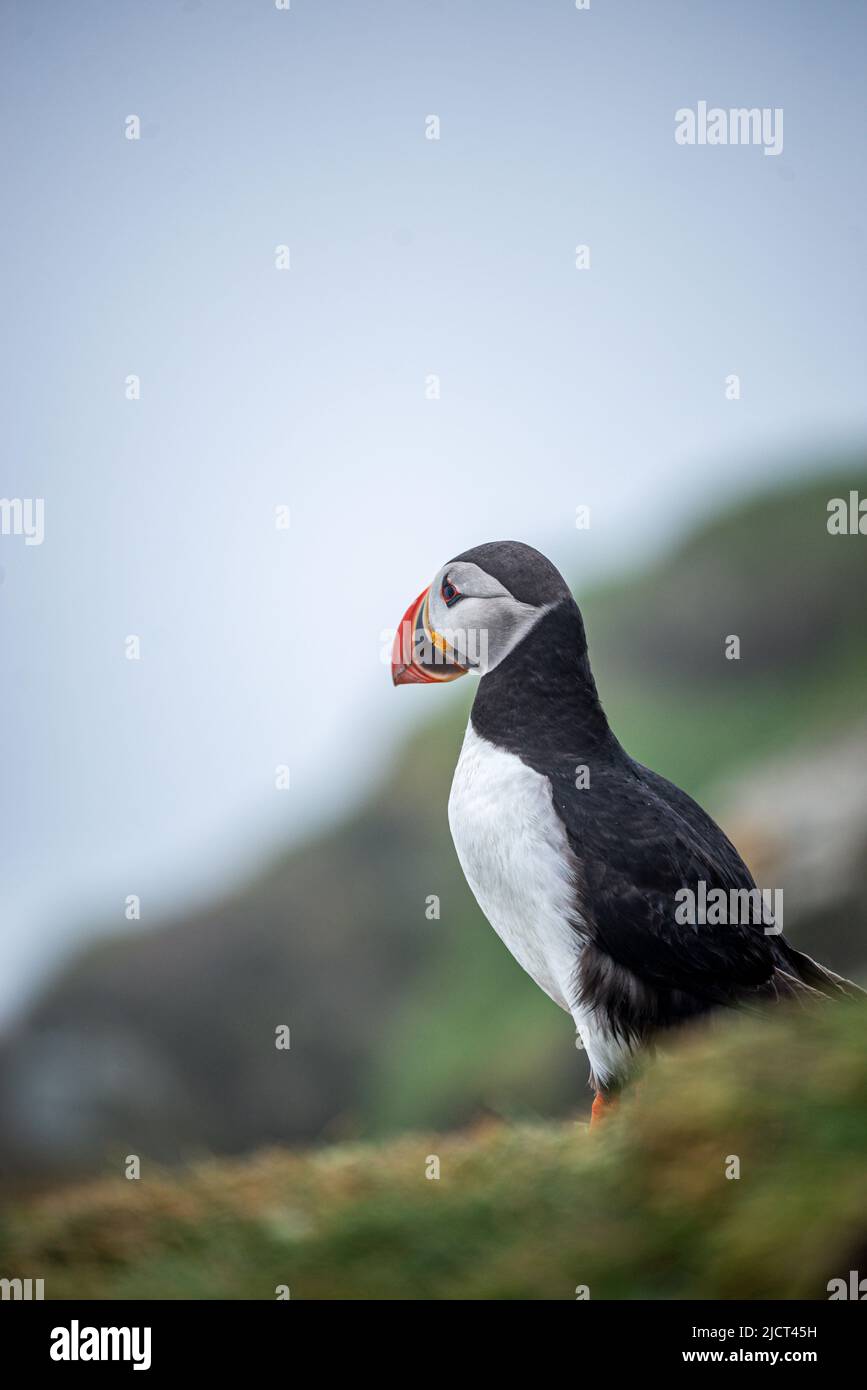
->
[4,1002,865,1300]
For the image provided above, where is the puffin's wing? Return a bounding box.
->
[552,761,777,1006]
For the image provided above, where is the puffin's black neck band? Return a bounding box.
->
[469,599,617,764]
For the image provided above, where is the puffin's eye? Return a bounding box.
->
[441,578,461,607]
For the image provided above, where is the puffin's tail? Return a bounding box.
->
[775,945,866,1002]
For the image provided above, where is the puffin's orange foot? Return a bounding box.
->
[590,1091,618,1128]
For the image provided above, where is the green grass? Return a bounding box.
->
[4,1002,865,1299]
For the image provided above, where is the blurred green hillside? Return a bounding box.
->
[0,463,865,1182]
[3,1003,865,1299]
[363,467,867,1133]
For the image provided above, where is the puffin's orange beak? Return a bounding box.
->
[391,586,468,686]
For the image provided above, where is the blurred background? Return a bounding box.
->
[1,0,866,1203]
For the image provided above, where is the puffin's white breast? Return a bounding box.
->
[447,721,584,1013]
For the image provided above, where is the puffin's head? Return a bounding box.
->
[391,541,571,685]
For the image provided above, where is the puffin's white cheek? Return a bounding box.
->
[445,620,489,671]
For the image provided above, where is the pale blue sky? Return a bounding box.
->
[1,0,865,1017]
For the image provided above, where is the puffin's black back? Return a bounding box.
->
[469,597,850,1057]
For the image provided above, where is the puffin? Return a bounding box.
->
[391,541,862,1124]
